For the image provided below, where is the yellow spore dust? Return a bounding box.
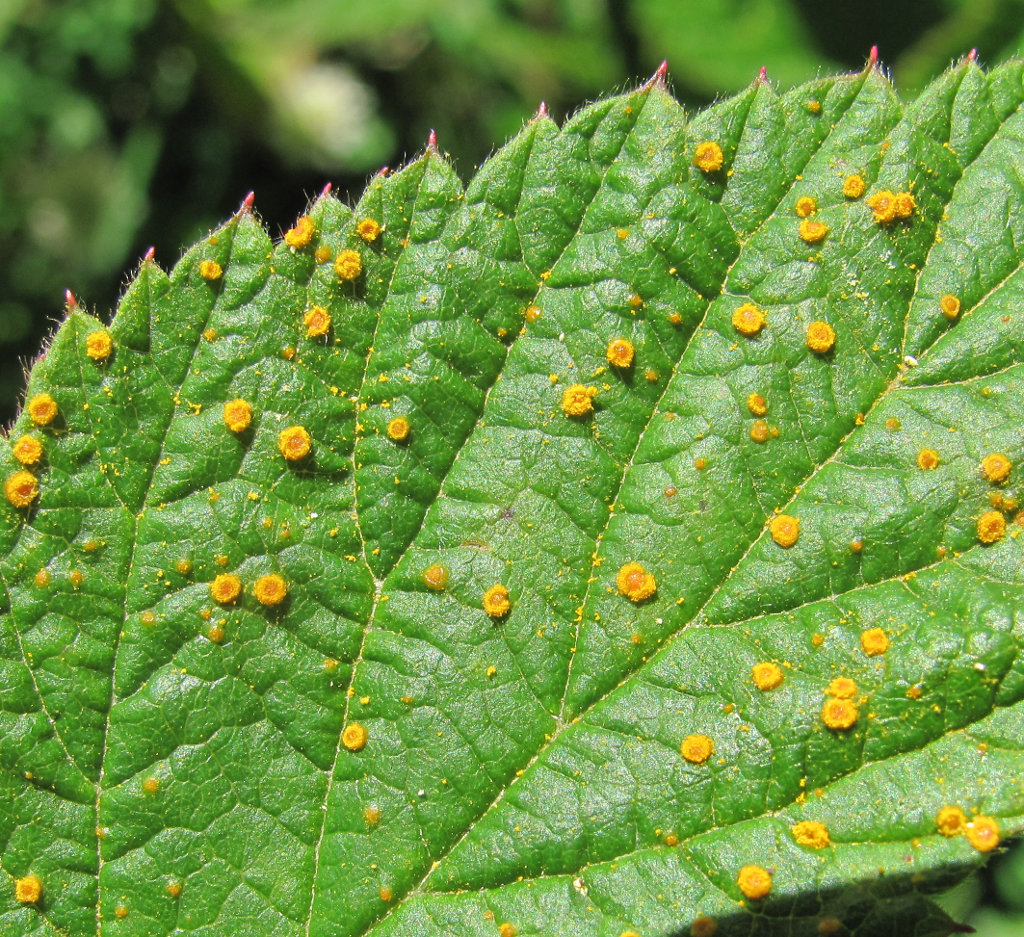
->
[199,260,222,281]
[27,393,58,426]
[693,141,724,173]
[422,563,449,591]
[334,249,363,281]
[620,932,641,937]
[15,875,42,904]
[364,806,381,825]
[114,905,128,919]
[142,776,160,794]
[223,398,253,433]
[795,196,817,218]
[751,662,784,691]
[939,294,961,320]
[314,246,331,264]
[617,562,657,602]
[821,698,858,730]
[279,425,312,461]
[284,215,315,249]
[34,568,50,588]
[498,924,517,937]
[342,722,368,751]
[207,624,225,643]
[561,384,598,417]
[86,330,113,362]
[690,916,717,937]
[936,805,967,837]
[981,452,1012,483]
[5,471,38,508]
[747,393,767,416]
[483,584,511,618]
[166,880,183,898]
[977,510,1006,544]
[525,305,541,323]
[965,815,1000,853]
[680,733,714,764]
[606,337,635,368]
[356,217,383,242]
[893,192,916,219]
[917,448,940,470]
[769,514,800,548]
[210,573,242,605]
[254,573,288,606]
[791,820,831,849]
[826,677,858,699]
[732,302,765,337]
[799,219,829,243]
[737,864,772,900]
[386,416,411,442]
[304,305,331,338]
[806,321,836,353]
[12,435,43,467]
[866,190,898,224]
[749,420,770,443]
[860,627,889,657]
[843,174,866,199]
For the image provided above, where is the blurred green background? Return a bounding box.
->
[0,0,1023,931]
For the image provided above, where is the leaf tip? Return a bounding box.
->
[535,100,549,119]
[967,48,979,63]
[320,181,333,197]
[241,190,255,212]
[64,289,78,311]
[757,65,768,84]
[643,60,669,90]
[869,44,879,66]
[143,246,156,263]
[427,128,438,152]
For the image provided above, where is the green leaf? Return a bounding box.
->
[2,60,1024,937]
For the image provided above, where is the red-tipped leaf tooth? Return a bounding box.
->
[968,48,978,62]
[427,128,438,151]
[64,289,78,310]
[144,246,156,262]
[757,65,768,83]
[643,60,669,89]
[535,100,549,119]
[241,190,255,211]
[377,166,390,177]
[321,182,333,197]
[869,45,879,65]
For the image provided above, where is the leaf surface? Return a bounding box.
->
[2,61,1024,937]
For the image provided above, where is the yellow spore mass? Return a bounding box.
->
[342,722,369,751]
[893,192,916,219]
[939,294,961,319]
[747,393,768,416]
[737,864,772,900]
[795,196,817,218]
[965,815,1000,853]
[680,733,714,764]
[387,416,411,442]
[977,510,1006,544]
[693,141,724,173]
[199,260,222,281]
[304,305,331,337]
[750,420,770,443]
[5,471,38,508]
[936,805,967,837]
[606,338,635,368]
[483,584,511,618]
[821,698,858,730]
[210,574,242,605]
[860,627,889,656]
[15,875,43,904]
[981,452,1012,483]
[769,514,800,548]
[27,393,58,426]
[284,215,315,248]
[561,383,598,417]
[422,563,449,591]
[12,435,43,467]
[732,302,765,336]
[279,425,312,461]
[826,677,858,699]
[356,217,382,242]
[792,820,831,849]
[223,398,252,433]
[690,917,717,937]
[799,219,829,243]
[866,190,898,223]
[843,174,866,199]
[751,662,784,691]
[806,321,836,353]
[254,573,288,606]
[86,330,113,361]
[617,562,656,602]
[498,925,516,937]
[334,249,363,281]
[917,448,940,470]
